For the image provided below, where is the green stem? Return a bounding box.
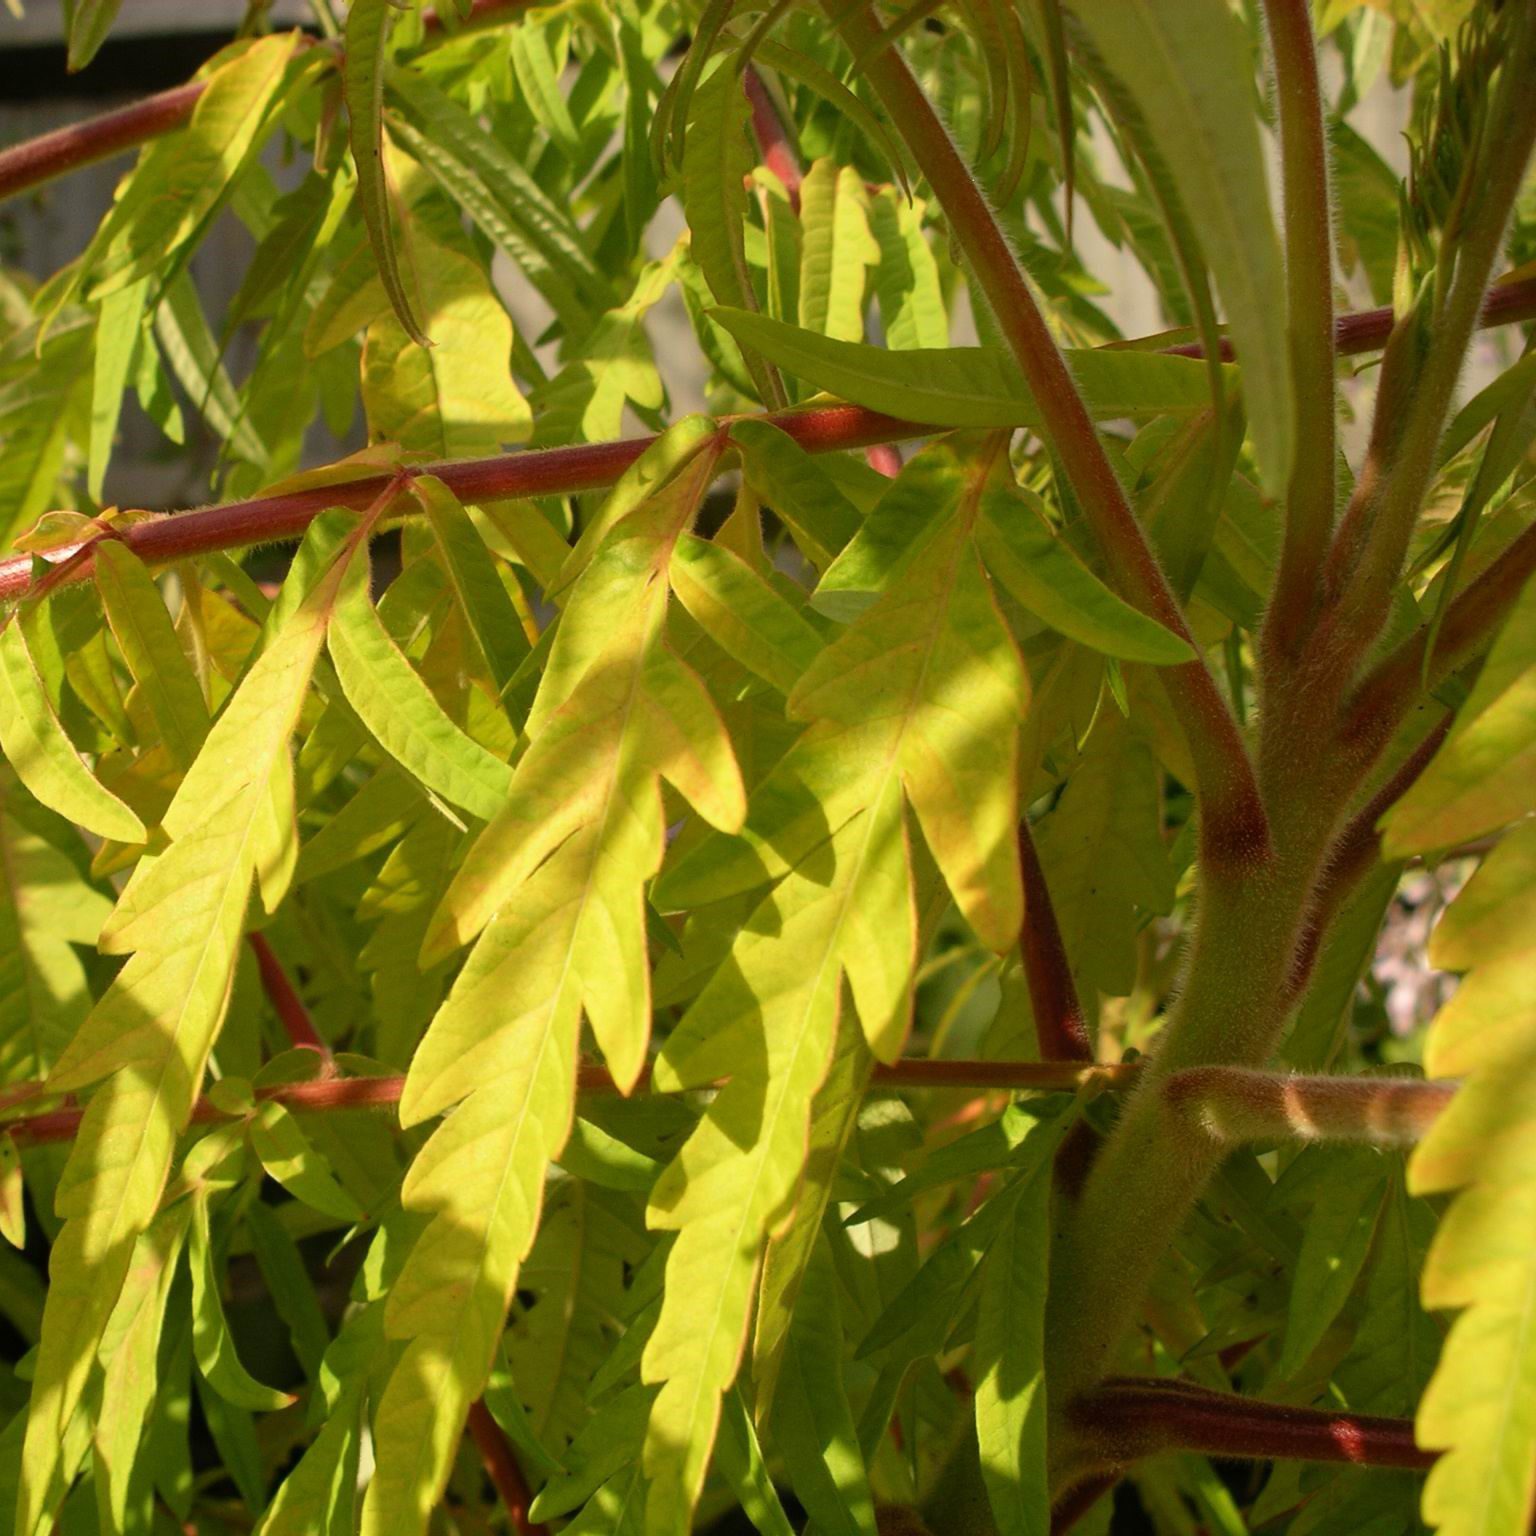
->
[1315,11,1536,677]
[822,0,1269,874]
[1259,0,1337,665]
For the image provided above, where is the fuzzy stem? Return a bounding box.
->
[1340,514,1536,768]
[1260,0,1338,663]
[1286,714,1450,1002]
[1163,1066,1455,1147]
[1017,822,1091,1062]
[465,1400,545,1535]
[1,1058,1136,1147]
[1068,1378,1433,1473]
[1316,13,1536,677]
[821,0,1269,873]
[246,932,332,1062]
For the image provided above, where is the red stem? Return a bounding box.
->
[0,1,534,208]
[2,1058,1134,1147]
[1017,822,1091,1062]
[465,1400,545,1535]
[1070,1377,1433,1472]
[6,277,1535,607]
[744,66,802,208]
[0,404,918,603]
[246,931,332,1061]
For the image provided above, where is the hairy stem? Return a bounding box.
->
[2,1058,1136,1147]
[1068,1377,1433,1473]
[1316,12,1536,677]
[1260,0,1337,663]
[822,0,1268,873]
[1163,1066,1454,1147]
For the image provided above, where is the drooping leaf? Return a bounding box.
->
[344,0,428,345]
[0,607,146,846]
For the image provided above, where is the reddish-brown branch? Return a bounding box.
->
[1050,1476,1119,1534]
[1069,1377,1433,1473]
[2,1058,1136,1147]
[1162,274,1536,362]
[246,931,332,1063]
[744,66,802,207]
[1163,1066,1455,1147]
[1017,822,1091,1062]
[0,1,536,208]
[465,1400,545,1536]
[0,403,920,603]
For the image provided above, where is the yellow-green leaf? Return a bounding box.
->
[0,608,146,845]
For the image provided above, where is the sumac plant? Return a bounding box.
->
[0,0,1534,1532]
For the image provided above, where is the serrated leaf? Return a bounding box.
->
[769,1235,878,1536]
[249,1103,365,1224]
[1410,820,1536,1536]
[15,513,360,1535]
[77,35,297,302]
[0,607,146,845]
[669,534,824,694]
[713,305,1225,429]
[978,479,1193,664]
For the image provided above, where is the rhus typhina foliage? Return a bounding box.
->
[0,2,1535,1533]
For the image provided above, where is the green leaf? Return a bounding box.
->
[0,782,113,1081]
[359,225,531,458]
[88,279,148,501]
[769,1236,878,1536]
[1382,577,1536,854]
[712,306,1224,429]
[716,1390,797,1536]
[93,540,211,772]
[1410,820,1536,1536]
[869,189,948,351]
[669,534,825,694]
[189,1194,293,1413]
[415,475,530,693]
[15,513,358,1536]
[1068,0,1293,496]
[683,60,781,406]
[797,159,879,343]
[0,608,146,845]
[327,542,515,822]
[345,0,428,345]
[983,479,1193,664]
[79,35,298,301]
[974,1159,1052,1536]
[1277,1153,1386,1380]
[249,1103,365,1224]
[65,0,123,71]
